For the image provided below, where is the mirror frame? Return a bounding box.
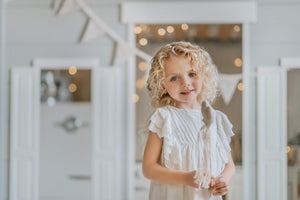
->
[121,2,257,200]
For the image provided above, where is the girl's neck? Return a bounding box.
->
[174,102,202,110]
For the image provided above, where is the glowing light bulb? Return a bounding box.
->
[233,25,241,32]
[167,26,174,33]
[158,28,166,36]
[133,94,139,103]
[237,83,243,91]
[138,62,147,71]
[139,38,148,46]
[135,26,142,34]
[181,24,189,31]
[69,83,77,93]
[69,66,77,75]
[286,146,291,153]
[234,58,242,67]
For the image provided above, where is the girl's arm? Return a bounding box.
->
[142,131,198,188]
[212,152,235,196]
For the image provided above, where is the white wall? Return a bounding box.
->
[249,1,300,198]
[1,0,300,200]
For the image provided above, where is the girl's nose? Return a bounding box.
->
[182,78,191,87]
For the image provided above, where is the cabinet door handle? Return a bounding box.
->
[69,175,91,180]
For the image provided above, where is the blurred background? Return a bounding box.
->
[0,0,300,200]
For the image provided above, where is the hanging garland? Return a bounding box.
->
[51,0,287,105]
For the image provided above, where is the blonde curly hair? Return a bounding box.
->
[146,41,219,108]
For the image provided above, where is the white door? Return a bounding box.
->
[257,67,287,200]
[91,67,122,200]
[10,67,40,200]
[10,67,123,200]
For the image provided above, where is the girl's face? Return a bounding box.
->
[163,56,202,109]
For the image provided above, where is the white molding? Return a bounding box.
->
[10,67,40,200]
[121,2,257,24]
[33,58,99,70]
[0,2,8,200]
[242,23,250,200]
[121,2,257,200]
[92,67,122,200]
[126,22,136,200]
[257,66,287,200]
[280,57,300,68]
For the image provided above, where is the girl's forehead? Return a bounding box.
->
[164,57,194,71]
[164,66,195,77]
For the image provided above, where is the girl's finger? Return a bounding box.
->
[214,182,226,189]
[213,191,228,196]
[213,189,229,196]
[209,180,215,187]
[214,186,229,194]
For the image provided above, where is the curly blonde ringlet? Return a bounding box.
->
[146,41,219,108]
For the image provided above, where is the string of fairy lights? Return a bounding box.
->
[51,1,277,106]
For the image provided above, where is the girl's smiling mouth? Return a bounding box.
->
[180,89,195,95]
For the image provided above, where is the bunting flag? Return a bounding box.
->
[56,0,81,15]
[79,18,106,43]
[111,42,133,66]
[218,74,242,105]
[52,0,152,65]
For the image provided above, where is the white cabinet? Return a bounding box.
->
[288,166,299,200]
[135,162,150,200]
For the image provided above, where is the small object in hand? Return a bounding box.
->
[193,169,212,189]
[208,187,216,194]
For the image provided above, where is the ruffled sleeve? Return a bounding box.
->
[216,111,235,153]
[148,107,168,138]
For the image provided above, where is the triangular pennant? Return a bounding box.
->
[79,18,106,43]
[218,74,242,105]
[111,42,133,66]
[56,0,81,15]
[52,0,61,11]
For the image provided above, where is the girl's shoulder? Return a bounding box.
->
[151,106,170,120]
[215,110,232,127]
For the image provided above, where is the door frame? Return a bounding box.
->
[33,58,99,199]
[280,57,300,200]
[121,2,257,200]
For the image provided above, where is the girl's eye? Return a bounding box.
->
[189,72,197,77]
[170,77,178,81]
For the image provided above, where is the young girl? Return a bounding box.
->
[142,41,235,200]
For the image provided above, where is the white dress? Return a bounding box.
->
[147,102,234,200]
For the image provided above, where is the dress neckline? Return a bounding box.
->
[167,105,202,112]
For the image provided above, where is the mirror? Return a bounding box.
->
[134,23,243,200]
[287,68,300,200]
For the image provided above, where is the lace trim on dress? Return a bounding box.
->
[215,111,235,164]
[148,108,176,168]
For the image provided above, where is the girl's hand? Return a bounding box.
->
[184,171,215,190]
[212,175,230,196]
[184,170,199,188]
